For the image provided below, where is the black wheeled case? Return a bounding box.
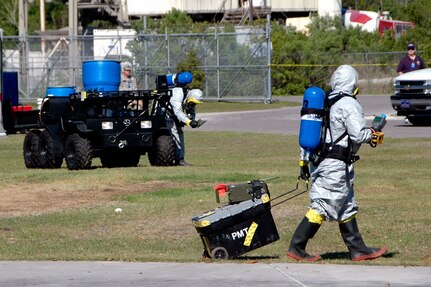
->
[192,194,279,259]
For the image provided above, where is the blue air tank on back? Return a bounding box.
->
[166,72,193,87]
[156,71,193,89]
[299,87,326,153]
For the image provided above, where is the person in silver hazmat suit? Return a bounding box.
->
[169,87,204,166]
[287,65,388,262]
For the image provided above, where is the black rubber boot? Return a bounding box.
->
[287,217,322,262]
[339,218,388,261]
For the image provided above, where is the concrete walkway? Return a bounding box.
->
[0,261,429,287]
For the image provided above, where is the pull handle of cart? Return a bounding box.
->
[213,177,308,206]
[270,178,309,208]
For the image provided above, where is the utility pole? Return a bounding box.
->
[118,0,130,27]
[69,0,78,86]
[249,0,253,21]
[19,0,29,98]
[40,0,46,57]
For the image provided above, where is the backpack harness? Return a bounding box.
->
[311,92,360,167]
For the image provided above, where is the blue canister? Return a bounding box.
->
[46,86,76,97]
[82,60,121,92]
[298,87,326,153]
[166,71,193,87]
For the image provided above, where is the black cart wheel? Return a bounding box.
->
[23,130,41,168]
[211,247,229,259]
[38,130,63,168]
[64,134,93,170]
[148,134,176,166]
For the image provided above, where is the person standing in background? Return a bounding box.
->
[119,62,137,91]
[396,43,425,75]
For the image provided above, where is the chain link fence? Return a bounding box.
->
[2,26,272,103]
[270,51,406,95]
[2,26,408,104]
[335,51,404,94]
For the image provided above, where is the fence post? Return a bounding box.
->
[144,16,148,89]
[0,29,7,136]
[166,27,170,73]
[68,0,78,87]
[216,29,220,100]
[266,14,272,103]
[365,52,371,93]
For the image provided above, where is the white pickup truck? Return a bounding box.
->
[390,68,431,126]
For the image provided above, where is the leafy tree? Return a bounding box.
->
[48,2,68,29]
[343,0,381,11]
[132,8,208,34]
[270,23,307,95]
[86,20,116,29]
[175,50,205,90]
[28,2,41,34]
[304,16,344,85]
[0,0,68,36]
[0,0,19,35]
[160,8,194,33]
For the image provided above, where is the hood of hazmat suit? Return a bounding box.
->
[186,89,203,104]
[329,65,358,98]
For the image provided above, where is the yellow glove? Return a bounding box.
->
[369,129,384,148]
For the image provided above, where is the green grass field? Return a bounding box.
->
[0,130,430,266]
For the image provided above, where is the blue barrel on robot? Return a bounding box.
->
[46,86,76,97]
[299,87,326,152]
[166,71,193,87]
[82,60,121,92]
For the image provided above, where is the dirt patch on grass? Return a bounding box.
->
[0,180,180,218]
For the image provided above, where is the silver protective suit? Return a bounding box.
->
[306,65,373,222]
[169,88,202,161]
